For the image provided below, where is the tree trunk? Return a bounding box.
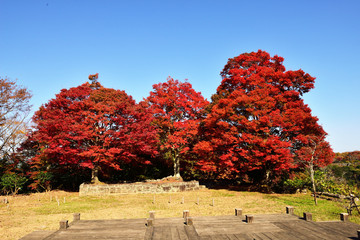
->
[173,153,181,178]
[91,164,100,184]
[309,162,318,205]
[265,169,271,192]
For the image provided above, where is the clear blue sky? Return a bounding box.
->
[1,0,359,153]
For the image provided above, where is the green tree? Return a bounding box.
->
[1,172,27,195]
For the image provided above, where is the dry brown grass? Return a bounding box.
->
[0,189,353,240]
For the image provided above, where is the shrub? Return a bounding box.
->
[29,171,53,192]
[0,172,27,195]
[283,174,310,193]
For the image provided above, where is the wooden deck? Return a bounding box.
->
[21,213,360,240]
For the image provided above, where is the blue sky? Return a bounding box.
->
[1,0,359,153]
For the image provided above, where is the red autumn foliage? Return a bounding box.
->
[195,50,334,182]
[146,77,209,177]
[88,73,99,81]
[28,82,158,183]
[295,133,334,169]
[333,151,360,163]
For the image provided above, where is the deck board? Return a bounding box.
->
[21,214,360,240]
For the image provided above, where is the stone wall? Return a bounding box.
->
[79,181,201,196]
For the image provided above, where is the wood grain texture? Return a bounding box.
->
[21,214,360,239]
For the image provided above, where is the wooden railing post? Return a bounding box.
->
[340,213,349,222]
[303,212,312,221]
[235,208,242,216]
[147,218,154,227]
[183,210,190,219]
[59,220,69,230]
[286,206,294,215]
[73,213,80,221]
[185,217,193,226]
[149,211,155,219]
[245,215,254,223]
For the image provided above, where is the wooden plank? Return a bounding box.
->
[253,232,272,240]
[177,226,190,240]
[185,225,200,240]
[276,220,342,240]
[151,226,161,240]
[315,221,359,238]
[280,221,331,240]
[163,226,173,240]
[280,220,344,240]
[226,234,241,240]
[170,226,179,240]
[144,226,154,240]
[20,231,56,240]
[233,233,254,240]
[195,222,282,236]
[270,230,298,240]
[262,232,283,240]
[198,235,212,240]
[21,214,360,240]
[274,222,311,240]
[249,233,265,240]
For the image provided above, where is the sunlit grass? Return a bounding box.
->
[267,193,359,223]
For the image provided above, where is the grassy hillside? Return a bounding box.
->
[0,189,358,240]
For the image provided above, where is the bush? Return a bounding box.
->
[315,170,359,195]
[276,169,358,195]
[282,173,310,193]
[0,173,27,195]
[29,171,53,192]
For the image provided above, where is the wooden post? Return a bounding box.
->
[149,211,155,219]
[73,213,80,221]
[245,215,254,223]
[303,212,312,221]
[186,217,193,226]
[340,213,349,222]
[59,220,69,230]
[153,195,155,204]
[181,196,184,204]
[286,206,294,215]
[196,197,199,205]
[212,198,214,206]
[147,218,154,227]
[183,210,190,219]
[235,208,242,216]
[169,196,171,203]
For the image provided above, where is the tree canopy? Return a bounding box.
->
[27,81,158,184]
[194,50,333,184]
[2,50,336,193]
[146,77,209,178]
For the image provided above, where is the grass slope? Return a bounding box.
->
[0,189,357,240]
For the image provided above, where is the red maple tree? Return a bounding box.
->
[146,77,209,178]
[195,50,334,184]
[28,81,158,184]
